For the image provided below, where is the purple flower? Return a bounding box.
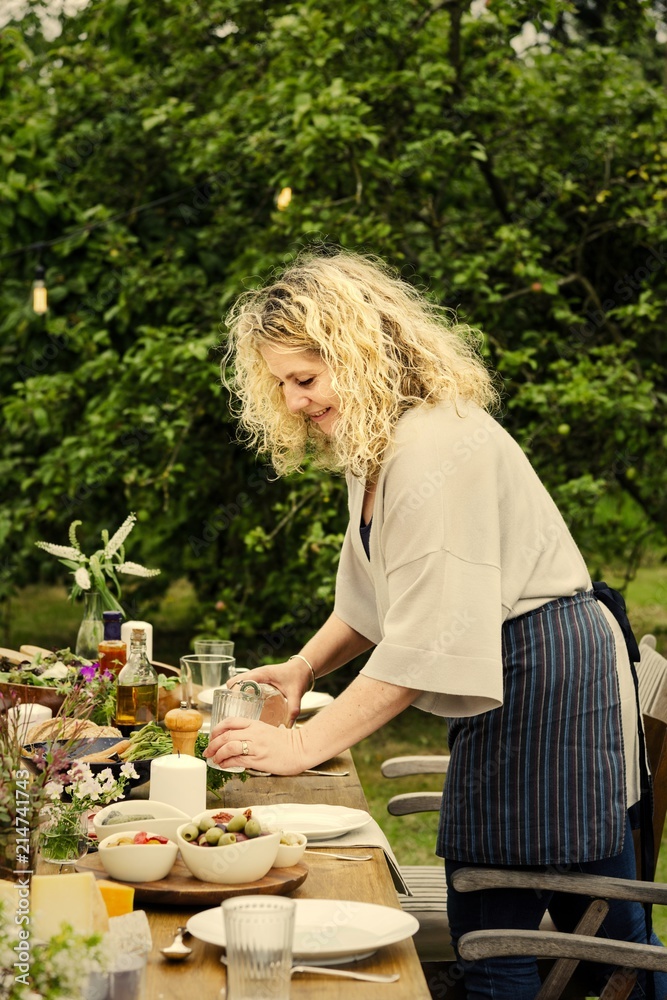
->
[79,665,97,682]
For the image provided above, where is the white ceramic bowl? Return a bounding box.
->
[274,832,307,868]
[93,800,190,844]
[97,830,178,882]
[176,822,280,884]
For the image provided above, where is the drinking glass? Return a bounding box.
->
[207,682,263,773]
[40,808,89,866]
[194,638,234,658]
[180,654,236,693]
[222,896,295,1000]
[229,667,290,728]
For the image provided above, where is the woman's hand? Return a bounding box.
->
[227,660,311,726]
[203,716,306,775]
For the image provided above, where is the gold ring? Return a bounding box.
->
[241,740,249,756]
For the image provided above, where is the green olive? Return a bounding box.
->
[205,826,223,845]
[181,824,200,842]
[197,815,216,832]
[245,818,262,839]
[226,814,247,833]
[217,832,237,847]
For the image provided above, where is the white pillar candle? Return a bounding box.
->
[149,754,206,819]
[121,620,154,662]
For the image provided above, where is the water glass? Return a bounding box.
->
[85,952,147,1000]
[194,638,234,658]
[180,654,236,692]
[207,683,263,773]
[222,896,295,1000]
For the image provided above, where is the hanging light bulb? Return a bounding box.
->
[276,186,292,211]
[32,264,48,314]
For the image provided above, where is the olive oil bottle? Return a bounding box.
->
[114,627,158,733]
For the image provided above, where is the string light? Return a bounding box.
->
[276,186,292,211]
[32,264,48,314]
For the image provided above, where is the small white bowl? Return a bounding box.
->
[274,832,307,868]
[93,800,190,844]
[176,823,280,884]
[97,830,178,882]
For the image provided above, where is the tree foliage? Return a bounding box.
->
[1,0,666,656]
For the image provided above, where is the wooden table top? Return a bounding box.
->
[138,750,431,999]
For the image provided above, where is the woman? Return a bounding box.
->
[206,249,663,999]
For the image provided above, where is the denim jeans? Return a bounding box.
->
[445,815,667,1000]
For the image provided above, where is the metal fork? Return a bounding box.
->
[220,955,398,983]
[291,965,399,982]
[305,849,373,861]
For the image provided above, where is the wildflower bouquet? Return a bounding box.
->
[35,512,160,615]
[40,760,138,863]
[0,688,97,876]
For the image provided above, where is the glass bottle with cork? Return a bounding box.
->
[114,627,159,733]
[97,611,127,676]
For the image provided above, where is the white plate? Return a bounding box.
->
[246,803,372,840]
[298,691,334,716]
[197,686,222,707]
[187,899,418,963]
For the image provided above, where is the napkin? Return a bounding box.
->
[307,817,413,896]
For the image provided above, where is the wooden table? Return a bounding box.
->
[138,750,431,999]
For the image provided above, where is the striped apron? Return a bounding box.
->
[437,592,626,866]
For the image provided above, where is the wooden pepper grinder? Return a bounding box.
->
[164,701,203,756]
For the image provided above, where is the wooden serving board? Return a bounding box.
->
[76,854,308,906]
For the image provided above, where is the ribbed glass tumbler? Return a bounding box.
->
[222,896,296,1000]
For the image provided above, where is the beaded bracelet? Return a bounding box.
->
[289,653,316,693]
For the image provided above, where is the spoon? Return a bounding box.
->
[160,927,192,961]
[305,850,373,861]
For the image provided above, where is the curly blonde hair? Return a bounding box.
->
[222,249,498,480]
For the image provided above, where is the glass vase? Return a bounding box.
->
[75,591,104,661]
[40,808,89,866]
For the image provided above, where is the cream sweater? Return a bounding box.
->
[333,400,639,807]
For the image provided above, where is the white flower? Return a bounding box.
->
[75,566,91,590]
[45,780,63,800]
[116,561,160,577]
[35,541,82,560]
[120,762,139,780]
[104,512,137,557]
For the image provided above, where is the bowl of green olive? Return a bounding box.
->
[175,808,280,883]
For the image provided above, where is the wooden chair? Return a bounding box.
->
[380,754,451,961]
[381,634,667,978]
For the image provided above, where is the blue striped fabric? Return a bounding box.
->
[437,592,626,866]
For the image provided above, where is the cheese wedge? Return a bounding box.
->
[31,872,109,940]
[97,879,135,918]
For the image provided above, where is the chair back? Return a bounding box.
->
[635,636,667,877]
